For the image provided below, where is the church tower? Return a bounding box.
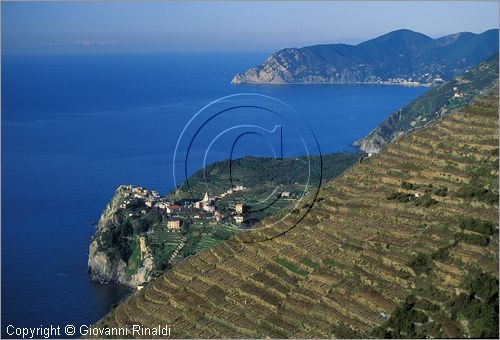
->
[203,192,209,203]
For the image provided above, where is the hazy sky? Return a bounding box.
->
[2,1,499,53]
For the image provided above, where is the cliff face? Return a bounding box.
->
[354,110,404,154]
[88,186,154,288]
[232,29,498,84]
[354,54,499,153]
[232,48,376,84]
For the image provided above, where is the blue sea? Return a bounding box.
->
[1,52,427,336]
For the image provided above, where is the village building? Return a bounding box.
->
[214,211,222,222]
[166,205,181,214]
[234,215,244,224]
[155,202,166,210]
[281,191,290,198]
[167,219,182,230]
[138,236,148,260]
[203,204,215,213]
[235,203,245,214]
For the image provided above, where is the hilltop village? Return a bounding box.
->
[118,184,262,229]
[88,180,301,288]
[88,153,365,288]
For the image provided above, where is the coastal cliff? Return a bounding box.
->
[88,185,155,288]
[231,48,377,84]
[231,48,381,84]
[232,29,498,85]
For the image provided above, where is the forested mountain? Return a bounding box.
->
[232,29,498,85]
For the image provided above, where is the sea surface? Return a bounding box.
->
[1,52,427,336]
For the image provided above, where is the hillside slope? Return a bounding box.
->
[170,153,359,200]
[232,29,498,85]
[90,96,498,338]
[354,53,499,153]
[88,153,360,288]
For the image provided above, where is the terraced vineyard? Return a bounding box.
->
[91,96,498,338]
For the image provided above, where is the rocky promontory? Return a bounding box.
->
[232,47,378,84]
[88,185,155,288]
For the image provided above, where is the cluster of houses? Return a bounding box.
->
[381,74,447,87]
[190,185,247,224]
[119,185,160,210]
[452,86,465,99]
[119,185,179,211]
[385,77,422,86]
[118,185,183,230]
[118,185,250,233]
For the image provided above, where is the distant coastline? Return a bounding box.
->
[232,80,430,87]
[232,28,498,85]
